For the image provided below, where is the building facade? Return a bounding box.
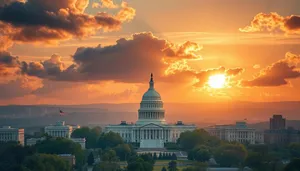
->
[105,74,196,148]
[205,121,264,144]
[45,121,79,138]
[26,137,86,149]
[0,126,24,146]
[270,115,286,130]
[264,115,300,145]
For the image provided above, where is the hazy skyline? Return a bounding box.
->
[1,0,300,105]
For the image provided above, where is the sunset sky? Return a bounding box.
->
[1,0,300,105]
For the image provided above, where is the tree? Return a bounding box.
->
[93,162,121,171]
[168,160,178,171]
[244,151,267,171]
[127,156,153,171]
[114,144,132,161]
[161,167,167,171]
[158,152,162,160]
[178,129,220,151]
[23,153,71,171]
[288,143,300,158]
[153,152,157,160]
[284,158,300,171]
[0,143,36,171]
[171,153,177,160]
[97,132,124,149]
[214,143,248,167]
[35,138,84,168]
[87,152,94,166]
[71,127,102,149]
[188,145,210,162]
[101,149,119,162]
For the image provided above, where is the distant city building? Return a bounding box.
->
[70,138,86,149]
[26,137,86,149]
[105,74,196,148]
[205,121,264,144]
[44,121,79,138]
[270,115,286,130]
[0,126,24,146]
[26,137,46,146]
[265,115,300,145]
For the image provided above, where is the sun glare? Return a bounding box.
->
[208,74,226,89]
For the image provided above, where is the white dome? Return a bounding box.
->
[136,73,166,125]
[142,89,161,101]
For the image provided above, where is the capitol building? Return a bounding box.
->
[105,74,196,148]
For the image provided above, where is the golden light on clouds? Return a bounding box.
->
[208,74,226,89]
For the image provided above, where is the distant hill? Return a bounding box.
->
[0,101,300,131]
[249,120,300,131]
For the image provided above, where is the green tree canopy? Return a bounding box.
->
[87,152,95,166]
[101,149,119,162]
[114,144,133,161]
[188,145,210,162]
[284,158,300,171]
[35,138,84,168]
[214,143,248,167]
[97,132,124,149]
[71,126,102,149]
[178,129,221,150]
[0,143,36,171]
[288,143,300,159]
[23,153,71,171]
[127,156,153,171]
[168,160,178,171]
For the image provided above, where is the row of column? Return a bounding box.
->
[46,130,70,138]
[132,129,172,141]
[139,112,163,119]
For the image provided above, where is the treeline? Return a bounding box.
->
[177,129,300,171]
[0,138,82,171]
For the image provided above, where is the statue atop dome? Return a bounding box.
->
[149,73,154,89]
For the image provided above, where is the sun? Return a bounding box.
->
[208,74,226,89]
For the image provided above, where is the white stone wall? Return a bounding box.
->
[206,126,264,144]
[0,126,24,146]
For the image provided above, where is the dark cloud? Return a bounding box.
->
[226,68,244,76]
[240,12,300,34]
[21,32,203,83]
[241,52,300,87]
[0,0,135,47]
[0,51,20,76]
[0,76,42,100]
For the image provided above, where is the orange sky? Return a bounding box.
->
[1,0,300,105]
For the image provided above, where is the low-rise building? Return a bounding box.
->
[264,115,300,145]
[70,138,86,149]
[58,154,76,167]
[0,126,24,145]
[26,137,86,149]
[205,121,263,144]
[45,121,78,138]
[26,137,46,146]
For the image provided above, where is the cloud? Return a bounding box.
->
[21,32,203,83]
[240,12,300,34]
[92,0,118,9]
[0,76,43,100]
[193,67,243,87]
[0,0,135,47]
[0,51,20,76]
[253,64,260,69]
[226,68,244,76]
[241,52,300,87]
